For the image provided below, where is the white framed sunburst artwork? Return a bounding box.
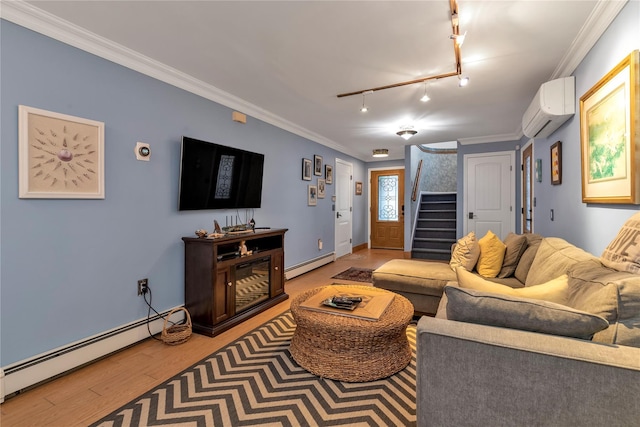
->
[18,105,105,199]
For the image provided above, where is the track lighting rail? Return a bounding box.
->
[336,0,464,98]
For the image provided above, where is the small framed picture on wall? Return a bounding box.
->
[308,185,317,206]
[355,181,363,195]
[550,141,562,185]
[325,164,333,184]
[302,158,312,181]
[314,155,323,176]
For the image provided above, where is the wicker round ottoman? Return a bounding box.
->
[289,285,413,382]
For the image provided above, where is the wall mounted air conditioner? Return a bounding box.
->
[522,76,575,138]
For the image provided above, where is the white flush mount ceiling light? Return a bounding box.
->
[396,128,418,140]
[372,148,389,158]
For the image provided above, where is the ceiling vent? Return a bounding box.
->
[522,76,575,139]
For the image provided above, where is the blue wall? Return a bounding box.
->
[0,21,366,365]
[529,0,639,253]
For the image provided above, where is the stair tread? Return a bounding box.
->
[414,237,456,242]
[412,248,452,254]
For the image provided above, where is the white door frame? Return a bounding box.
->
[367,166,405,248]
[521,139,534,234]
[334,158,353,258]
[462,150,516,237]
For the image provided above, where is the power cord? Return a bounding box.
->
[142,285,177,341]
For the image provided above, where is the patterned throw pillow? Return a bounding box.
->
[449,232,480,271]
[476,230,506,278]
[600,212,640,273]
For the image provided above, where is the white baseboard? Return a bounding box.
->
[0,306,183,401]
[285,253,335,280]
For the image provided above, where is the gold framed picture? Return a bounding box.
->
[580,50,639,204]
[550,141,562,185]
[19,105,105,199]
[355,181,363,195]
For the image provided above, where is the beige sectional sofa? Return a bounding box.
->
[374,221,640,426]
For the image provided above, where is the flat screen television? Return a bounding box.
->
[178,136,264,210]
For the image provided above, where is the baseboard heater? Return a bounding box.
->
[285,253,335,280]
[0,306,184,402]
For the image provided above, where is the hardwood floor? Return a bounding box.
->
[0,249,403,426]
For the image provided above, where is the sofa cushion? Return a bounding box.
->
[449,232,480,271]
[514,234,543,283]
[444,286,609,340]
[600,211,640,274]
[373,259,456,297]
[498,232,528,278]
[525,238,595,287]
[567,259,640,347]
[456,266,569,305]
[476,231,506,278]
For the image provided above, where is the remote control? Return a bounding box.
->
[333,296,362,304]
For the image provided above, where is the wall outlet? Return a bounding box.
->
[137,278,148,296]
[318,239,323,250]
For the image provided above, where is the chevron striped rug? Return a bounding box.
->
[91,311,417,427]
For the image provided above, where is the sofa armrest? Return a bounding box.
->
[416,317,640,427]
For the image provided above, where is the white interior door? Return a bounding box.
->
[463,152,515,240]
[335,158,353,258]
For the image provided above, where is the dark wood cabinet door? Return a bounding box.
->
[214,267,233,324]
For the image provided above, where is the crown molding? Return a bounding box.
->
[551,0,628,78]
[458,132,522,146]
[0,0,362,160]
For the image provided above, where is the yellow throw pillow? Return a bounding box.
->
[456,266,569,305]
[449,232,480,271]
[476,230,506,278]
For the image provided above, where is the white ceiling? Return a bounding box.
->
[11,1,618,161]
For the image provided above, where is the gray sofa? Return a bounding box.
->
[373,233,569,315]
[373,234,640,426]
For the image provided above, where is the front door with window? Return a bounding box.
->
[371,169,404,249]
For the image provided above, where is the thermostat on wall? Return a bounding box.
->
[135,142,151,161]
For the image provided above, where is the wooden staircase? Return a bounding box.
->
[411,192,457,260]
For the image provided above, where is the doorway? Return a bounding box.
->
[463,151,515,240]
[334,158,353,258]
[370,168,405,249]
[522,141,534,233]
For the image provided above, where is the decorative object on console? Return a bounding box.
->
[18,105,105,199]
[314,155,323,176]
[302,158,312,181]
[580,49,639,204]
[195,229,207,238]
[550,141,562,185]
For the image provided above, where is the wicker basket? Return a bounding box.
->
[161,307,192,345]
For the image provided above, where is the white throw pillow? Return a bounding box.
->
[450,232,480,271]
